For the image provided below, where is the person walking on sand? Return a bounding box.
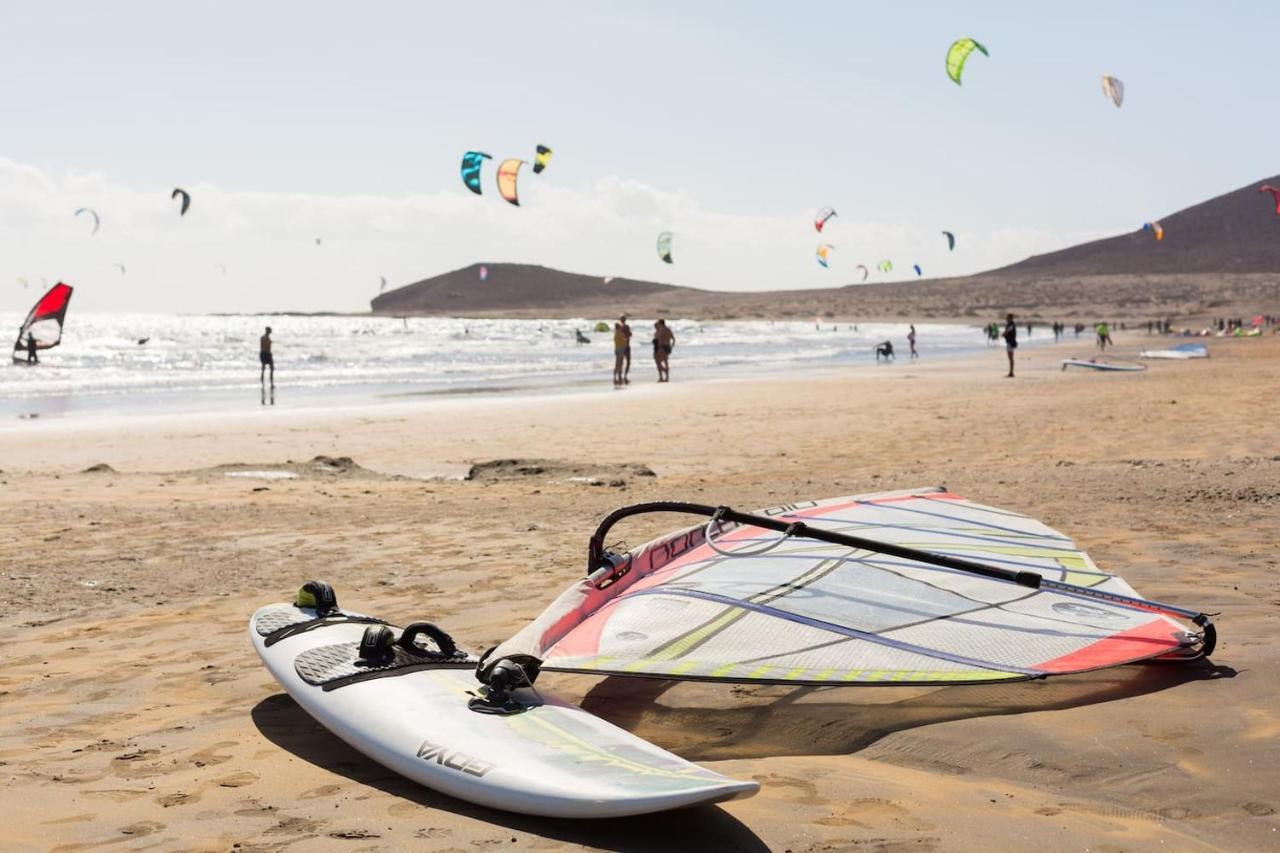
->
[259,326,274,386]
[612,315,632,385]
[1096,321,1111,351]
[653,319,675,382]
[907,324,918,360]
[1003,313,1018,378]
[24,330,38,364]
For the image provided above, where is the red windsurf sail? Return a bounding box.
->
[13,282,73,355]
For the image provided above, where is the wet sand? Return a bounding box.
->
[2,332,1278,851]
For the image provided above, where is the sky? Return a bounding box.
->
[1,1,1277,313]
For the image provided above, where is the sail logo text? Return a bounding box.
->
[415,740,495,777]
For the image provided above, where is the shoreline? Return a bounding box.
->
[1,319,1071,426]
[0,333,1085,472]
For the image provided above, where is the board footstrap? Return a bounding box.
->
[295,639,476,691]
[255,605,389,648]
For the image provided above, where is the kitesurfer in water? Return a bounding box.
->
[652,319,674,382]
[259,327,274,386]
[1003,313,1018,378]
[25,331,38,364]
[908,325,918,360]
[613,315,632,386]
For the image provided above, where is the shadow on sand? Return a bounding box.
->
[250,694,768,852]
[576,659,1237,762]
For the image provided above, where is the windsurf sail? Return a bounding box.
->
[479,488,1215,690]
[13,282,73,358]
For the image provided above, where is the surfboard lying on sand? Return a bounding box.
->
[250,584,758,818]
[1140,343,1208,359]
[1061,358,1147,372]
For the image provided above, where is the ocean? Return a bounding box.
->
[2,314,1014,419]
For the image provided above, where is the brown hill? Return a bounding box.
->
[371,264,695,316]
[371,178,1280,322]
[989,175,1280,277]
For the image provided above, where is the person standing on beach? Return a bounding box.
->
[908,324,918,359]
[653,319,675,382]
[612,315,632,385]
[25,331,38,364]
[1003,313,1018,378]
[1096,321,1111,351]
[259,326,274,386]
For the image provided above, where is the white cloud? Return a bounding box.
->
[0,156,1111,314]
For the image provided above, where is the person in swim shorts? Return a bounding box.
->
[652,319,675,382]
[612,315,632,385]
[259,326,274,386]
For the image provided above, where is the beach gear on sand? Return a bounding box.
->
[1140,343,1208,360]
[251,585,756,818]
[1061,358,1146,372]
[253,488,1216,817]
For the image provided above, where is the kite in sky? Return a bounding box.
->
[1142,221,1165,241]
[816,244,833,268]
[877,259,893,272]
[75,207,100,235]
[1258,184,1280,215]
[533,145,553,174]
[942,231,956,251]
[913,264,923,277]
[946,38,988,85]
[1101,75,1125,108]
[855,264,868,282]
[379,276,388,292]
[114,263,126,276]
[815,207,837,233]
[657,232,674,264]
[461,151,492,195]
[496,159,524,206]
[171,187,191,215]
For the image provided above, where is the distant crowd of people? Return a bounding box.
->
[247,309,1279,394]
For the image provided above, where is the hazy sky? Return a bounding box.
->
[1,2,1276,313]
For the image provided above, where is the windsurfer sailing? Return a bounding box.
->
[259,327,274,386]
[1003,313,1018,378]
[25,331,38,364]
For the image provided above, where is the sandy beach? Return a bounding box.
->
[2,332,1278,851]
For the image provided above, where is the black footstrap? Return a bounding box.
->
[263,612,390,648]
[294,624,475,691]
